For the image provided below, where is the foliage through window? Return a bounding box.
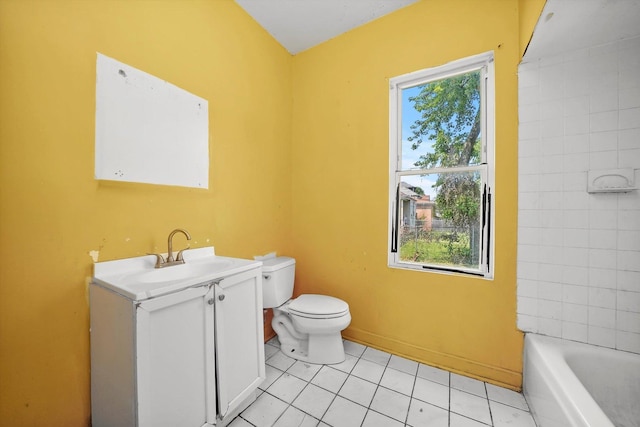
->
[389,53,494,277]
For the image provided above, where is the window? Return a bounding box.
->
[388,52,495,277]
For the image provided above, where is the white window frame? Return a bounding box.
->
[388,52,495,278]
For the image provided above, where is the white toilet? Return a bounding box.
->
[262,256,351,364]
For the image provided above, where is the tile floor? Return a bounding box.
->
[229,338,537,427]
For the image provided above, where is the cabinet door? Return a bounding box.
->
[136,285,215,427]
[214,269,265,420]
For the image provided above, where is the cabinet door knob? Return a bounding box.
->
[208,298,214,305]
[218,294,225,301]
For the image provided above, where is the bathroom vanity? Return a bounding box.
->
[90,247,265,427]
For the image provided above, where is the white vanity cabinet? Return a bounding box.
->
[90,250,265,427]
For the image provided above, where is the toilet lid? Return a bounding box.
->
[288,294,349,317]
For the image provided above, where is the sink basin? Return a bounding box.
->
[92,247,262,300]
[133,259,233,283]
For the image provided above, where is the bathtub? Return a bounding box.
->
[523,333,640,427]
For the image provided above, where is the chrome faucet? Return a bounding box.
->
[151,228,192,268]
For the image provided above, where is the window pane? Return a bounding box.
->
[401,70,482,170]
[399,171,482,270]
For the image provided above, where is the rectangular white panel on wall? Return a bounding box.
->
[95,53,209,189]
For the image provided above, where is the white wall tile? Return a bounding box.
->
[564,96,590,117]
[589,131,618,152]
[518,36,640,351]
[539,264,563,282]
[588,248,617,269]
[539,300,562,320]
[539,281,563,300]
[588,287,617,309]
[518,296,538,316]
[518,279,538,298]
[618,250,640,272]
[590,90,619,113]
[617,311,640,333]
[617,148,640,168]
[563,210,589,229]
[562,321,588,341]
[539,246,563,265]
[518,210,540,227]
[540,99,563,121]
[618,189,640,210]
[563,191,589,210]
[588,194,618,211]
[563,247,589,266]
[619,86,640,109]
[518,227,540,246]
[618,230,640,251]
[589,229,617,249]
[519,85,540,106]
[563,172,587,191]
[541,137,564,156]
[618,210,640,230]
[519,103,539,123]
[563,284,589,305]
[562,266,589,285]
[564,229,589,248]
[562,153,589,173]
[616,331,640,353]
[518,67,539,89]
[619,107,640,130]
[591,111,619,132]
[519,121,540,140]
[618,128,640,150]
[538,318,562,336]
[588,306,616,328]
[589,210,617,228]
[588,326,616,348]
[517,314,538,332]
[519,192,540,210]
[588,267,617,289]
[540,119,564,138]
[589,150,618,169]
[517,261,539,280]
[540,210,563,228]
[565,114,589,135]
[562,303,588,323]
[617,290,640,313]
[540,192,563,209]
[518,245,539,263]
[618,270,640,292]
[541,229,564,247]
[564,134,590,153]
[518,175,540,196]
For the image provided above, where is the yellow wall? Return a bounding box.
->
[0,1,291,425]
[291,0,527,389]
[0,0,545,425]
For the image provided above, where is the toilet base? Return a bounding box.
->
[271,311,347,365]
[280,332,346,365]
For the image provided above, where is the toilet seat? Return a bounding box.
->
[288,294,349,319]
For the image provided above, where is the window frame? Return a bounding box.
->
[388,52,495,278]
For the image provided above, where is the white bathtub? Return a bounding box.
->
[523,333,640,427]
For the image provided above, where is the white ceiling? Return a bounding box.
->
[234,0,419,54]
[524,0,640,60]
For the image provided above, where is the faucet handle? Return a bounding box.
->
[147,253,166,269]
[176,246,190,262]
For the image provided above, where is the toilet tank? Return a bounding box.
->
[261,256,295,308]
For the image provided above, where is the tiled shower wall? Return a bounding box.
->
[516,36,640,353]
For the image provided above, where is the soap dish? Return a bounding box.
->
[587,168,637,193]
